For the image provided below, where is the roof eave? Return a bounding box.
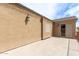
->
[53,16,78,22]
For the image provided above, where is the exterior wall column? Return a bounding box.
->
[40,17,43,40]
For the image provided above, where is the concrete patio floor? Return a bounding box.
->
[0,37,79,56]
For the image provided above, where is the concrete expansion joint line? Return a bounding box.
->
[67,39,70,56]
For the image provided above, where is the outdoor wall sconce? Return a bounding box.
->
[25,14,30,25]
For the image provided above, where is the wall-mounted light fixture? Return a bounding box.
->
[25,14,30,25]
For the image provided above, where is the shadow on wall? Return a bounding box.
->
[75,32,79,42]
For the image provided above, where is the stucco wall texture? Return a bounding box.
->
[0,4,53,53]
[43,18,52,39]
[53,19,76,38]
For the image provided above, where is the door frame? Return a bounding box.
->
[60,24,66,37]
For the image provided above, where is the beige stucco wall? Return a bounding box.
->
[0,4,42,53]
[43,18,52,39]
[53,19,76,38]
[53,22,59,37]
